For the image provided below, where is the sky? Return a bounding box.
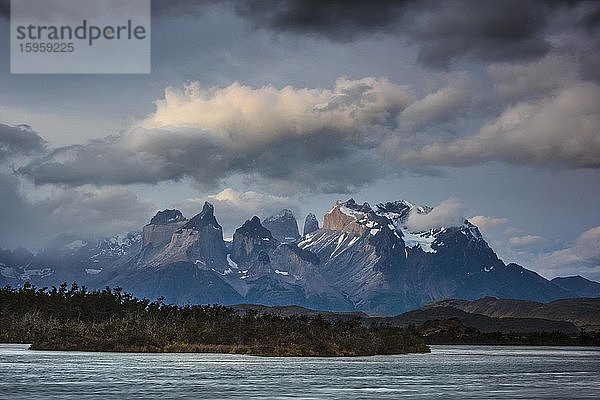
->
[0,0,599,280]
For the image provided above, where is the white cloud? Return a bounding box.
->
[141,77,413,143]
[507,234,546,248]
[531,226,600,280]
[469,215,509,233]
[406,198,466,231]
[396,83,600,168]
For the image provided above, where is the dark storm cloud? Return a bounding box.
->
[19,126,390,194]
[234,0,408,41]
[17,139,179,186]
[239,133,391,194]
[582,3,600,31]
[580,53,600,82]
[0,0,8,19]
[152,0,219,17]
[407,0,552,69]
[0,123,46,160]
[231,0,593,69]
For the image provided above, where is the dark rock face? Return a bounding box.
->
[551,276,600,298]
[182,202,220,231]
[149,209,186,225]
[0,247,34,267]
[280,243,320,266]
[231,216,277,262]
[303,213,319,236]
[262,209,300,243]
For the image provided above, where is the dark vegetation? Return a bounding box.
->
[415,318,600,346]
[0,283,429,356]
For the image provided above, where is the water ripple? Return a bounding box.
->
[0,344,598,399]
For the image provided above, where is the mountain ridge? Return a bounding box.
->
[1,197,598,315]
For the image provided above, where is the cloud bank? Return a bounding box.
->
[15,67,600,193]
[20,77,413,193]
[533,227,600,280]
[396,83,600,168]
[507,235,546,249]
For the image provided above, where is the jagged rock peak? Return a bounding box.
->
[343,198,372,213]
[182,202,221,230]
[231,216,277,263]
[263,209,300,242]
[264,209,295,220]
[303,213,319,236]
[148,209,186,225]
[236,216,274,240]
[375,200,433,221]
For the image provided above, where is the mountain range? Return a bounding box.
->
[1,198,598,315]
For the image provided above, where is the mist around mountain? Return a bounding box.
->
[1,197,598,315]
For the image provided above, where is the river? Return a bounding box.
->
[0,344,598,399]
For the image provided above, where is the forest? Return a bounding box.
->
[0,283,430,356]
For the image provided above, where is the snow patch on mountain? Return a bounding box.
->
[85,268,102,275]
[65,240,86,250]
[401,229,437,253]
[227,254,238,268]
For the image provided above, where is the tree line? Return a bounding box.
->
[0,283,430,356]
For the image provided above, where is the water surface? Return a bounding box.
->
[1,344,598,399]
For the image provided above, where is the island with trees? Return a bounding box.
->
[0,283,430,356]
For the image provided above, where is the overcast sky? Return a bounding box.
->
[0,0,599,280]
